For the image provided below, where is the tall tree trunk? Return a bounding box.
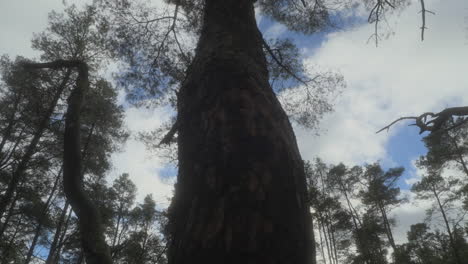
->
[431,186,462,264]
[61,62,112,264]
[52,205,73,264]
[23,60,112,264]
[46,201,70,264]
[0,187,20,240]
[25,170,62,264]
[0,70,71,219]
[377,201,396,252]
[1,218,22,264]
[111,207,123,249]
[317,223,327,264]
[319,214,333,264]
[167,1,314,264]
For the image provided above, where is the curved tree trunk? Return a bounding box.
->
[168,1,314,264]
[23,60,112,264]
[62,62,113,264]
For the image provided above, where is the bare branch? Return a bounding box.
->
[418,0,435,41]
[151,2,181,68]
[376,116,421,133]
[261,37,309,86]
[377,106,468,134]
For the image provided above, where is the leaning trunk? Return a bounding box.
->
[168,1,314,264]
[22,60,113,264]
[62,63,113,264]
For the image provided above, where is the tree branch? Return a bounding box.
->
[261,37,309,86]
[418,0,435,41]
[158,118,178,146]
[377,106,468,134]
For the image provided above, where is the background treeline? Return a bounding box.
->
[0,5,168,264]
[307,116,468,264]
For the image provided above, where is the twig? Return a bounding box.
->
[418,0,435,41]
[261,37,309,86]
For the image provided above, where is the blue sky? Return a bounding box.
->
[258,10,430,191]
[1,0,468,247]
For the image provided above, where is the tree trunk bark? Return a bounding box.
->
[167,1,314,264]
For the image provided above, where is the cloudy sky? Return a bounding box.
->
[1,0,468,245]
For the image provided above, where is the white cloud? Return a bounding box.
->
[297,0,468,166]
[391,190,430,243]
[264,22,288,39]
[294,0,468,244]
[109,106,174,206]
[0,0,92,58]
[0,0,174,206]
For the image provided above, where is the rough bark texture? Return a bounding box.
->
[168,1,314,264]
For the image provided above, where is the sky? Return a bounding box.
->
[1,0,468,246]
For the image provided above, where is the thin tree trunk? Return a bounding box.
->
[46,201,70,264]
[0,70,71,219]
[432,186,462,264]
[450,135,468,177]
[0,188,20,239]
[52,205,73,264]
[317,223,327,264]
[317,167,337,264]
[25,170,62,264]
[1,215,23,264]
[111,208,122,248]
[319,215,333,264]
[377,201,396,252]
[0,127,25,169]
[323,212,336,264]
[167,1,314,263]
[46,123,94,263]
